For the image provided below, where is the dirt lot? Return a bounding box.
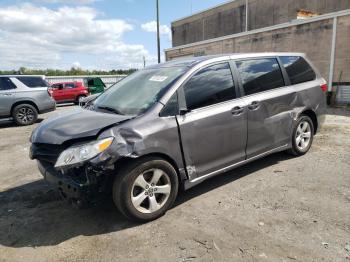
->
[0,105,349,262]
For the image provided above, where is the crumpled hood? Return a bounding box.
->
[31,108,132,145]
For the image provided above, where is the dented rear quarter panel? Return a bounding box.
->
[290,79,327,130]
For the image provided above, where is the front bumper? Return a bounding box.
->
[37,160,111,202]
[38,161,85,199]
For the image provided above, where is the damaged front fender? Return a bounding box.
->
[99,128,144,161]
[95,114,186,180]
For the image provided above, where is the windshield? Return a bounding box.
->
[93,66,187,115]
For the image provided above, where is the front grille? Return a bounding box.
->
[30,143,66,164]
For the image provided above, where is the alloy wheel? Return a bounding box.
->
[295,120,312,151]
[16,107,35,124]
[131,168,171,214]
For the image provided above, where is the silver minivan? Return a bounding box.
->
[30,53,326,221]
[0,75,56,125]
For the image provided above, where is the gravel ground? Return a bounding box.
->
[0,105,349,262]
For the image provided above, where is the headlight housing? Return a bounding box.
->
[55,137,114,168]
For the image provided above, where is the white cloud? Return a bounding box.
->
[0,3,155,70]
[72,61,81,68]
[37,0,96,4]
[141,21,171,40]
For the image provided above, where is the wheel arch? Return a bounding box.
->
[76,94,87,99]
[75,94,87,104]
[300,109,318,134]
[114,152,187,184]
[11,100,39,115]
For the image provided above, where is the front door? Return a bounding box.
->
[52,83,65,102]
[176,62,247,180]
[0,77,16,117]
[235,57,294,158]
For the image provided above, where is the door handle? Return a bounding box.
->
[231,106,244,115]
[1,93,13,96]
[248,101,260,110]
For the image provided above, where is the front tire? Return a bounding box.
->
[12,104,38,126]
[288,115,314,156]
[113,157,179,222]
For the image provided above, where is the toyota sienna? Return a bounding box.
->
[30,53,326,221]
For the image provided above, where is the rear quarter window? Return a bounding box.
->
[16,77,49,88]
[279,56,316,85]
[0,77,16,90]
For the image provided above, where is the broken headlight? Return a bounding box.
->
[55,137,114,168]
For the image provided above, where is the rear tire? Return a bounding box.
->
[12,104,38,126]
[113,157,179,222]
[75,95,86,105]
[288,115,314,156]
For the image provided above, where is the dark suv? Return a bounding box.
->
[30,53,326,221]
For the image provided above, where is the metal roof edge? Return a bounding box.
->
[0,75,45,77]
[45,75,127,78]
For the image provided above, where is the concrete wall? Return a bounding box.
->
[172,0,246,47]
[166,14,350,84]
[172,0,350,47]
[334,15,350,82]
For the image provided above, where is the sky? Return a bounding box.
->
[0,0,228,70]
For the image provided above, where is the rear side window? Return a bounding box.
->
[0,77,16,90]
[52,83,63,89]
[65,83,75,89]
[184,62,236,110]
[236,58,285,96]
[280,56,316,85]
[16,77,49,88]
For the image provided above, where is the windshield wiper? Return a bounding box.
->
[97,106,124,115]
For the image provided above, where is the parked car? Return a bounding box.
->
[30,53,326,221]
[0,75,56,125]
[78,93,100,108]
[49,81,89,104]
[84,77,106,94]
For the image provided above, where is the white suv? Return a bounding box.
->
[0,75,56,125]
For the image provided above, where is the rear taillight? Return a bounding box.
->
[47,88,53,97]
[320,83,328,92]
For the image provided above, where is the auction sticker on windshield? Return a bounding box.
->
[149,75,168,82]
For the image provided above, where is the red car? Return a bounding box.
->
[49,82,89,104]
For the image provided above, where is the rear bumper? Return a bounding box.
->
[317,113,326,131]
[316,97,327,133]
[39,99,56,114]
